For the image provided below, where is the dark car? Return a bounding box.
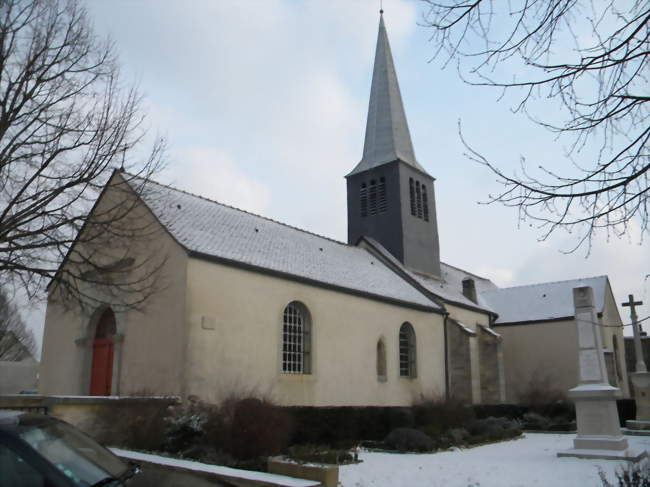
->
[0,410,139,487]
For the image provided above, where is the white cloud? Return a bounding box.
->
[165,148,271,215]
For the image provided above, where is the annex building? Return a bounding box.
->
[39,15,629,406]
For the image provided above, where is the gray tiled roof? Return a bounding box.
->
[361,237,497,313]
[347,15,426,177]
[132,177,440,311]
[482,275,608,324]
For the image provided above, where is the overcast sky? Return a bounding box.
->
[25,0,650,349]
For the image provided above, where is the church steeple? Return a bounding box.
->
[347,13,427,177]
[346,14,441,278]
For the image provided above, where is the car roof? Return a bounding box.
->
[0,410,25,425]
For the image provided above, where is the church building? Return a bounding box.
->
[39,15,628,406]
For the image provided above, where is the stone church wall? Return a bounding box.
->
[447,322,472,403]
[40,175,189,397]
[478,330,500,404]
[495,319,578,403]
[444,304,495,404]
[182,257,446,407]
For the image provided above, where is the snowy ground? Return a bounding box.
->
[339,433,650,487]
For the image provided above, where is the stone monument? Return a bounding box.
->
[558,286,646,460]
[623,295,650,430]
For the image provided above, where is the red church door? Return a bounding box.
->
[90,338,114,395]
[89,308,116,396]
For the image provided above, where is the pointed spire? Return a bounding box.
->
[348,14,426,177]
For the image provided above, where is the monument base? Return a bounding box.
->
[631,372,650,421]
[557,447,647,461]
[625,420,650,431]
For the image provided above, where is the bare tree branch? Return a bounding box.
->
[0,0,166,312]
[423,0,649,250]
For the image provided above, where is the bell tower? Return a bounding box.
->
[346,13,441,277]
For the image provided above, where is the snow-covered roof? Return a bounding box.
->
[482,275,609,325]
[360,238,497,314]
[131,177,439,311]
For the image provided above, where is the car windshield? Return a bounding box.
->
[18,418,128,486]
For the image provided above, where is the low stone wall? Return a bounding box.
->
[0,361,38,394]
[0,395,179,449]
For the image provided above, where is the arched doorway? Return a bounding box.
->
[90,308,116,396]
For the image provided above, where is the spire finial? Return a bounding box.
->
[380,0,384,14]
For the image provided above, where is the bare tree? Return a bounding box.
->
[0,0,166,311]
[423,0,649,250]
[0,287,36,360]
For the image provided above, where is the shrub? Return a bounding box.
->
[162,394,292,467]
[288,444,357,465]
[599,463,650,487]
[521,412,551,431]
[384,428,436,453]
[224,396,292,460]
[163,397,215,454]
[413,398,474,435]
[465,417,521,443]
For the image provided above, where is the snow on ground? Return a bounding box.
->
[340,433,650,487]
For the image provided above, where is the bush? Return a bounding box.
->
[414,398,474,432]
[384,428,436,453]
[521,412,551,431]
[224,397,292,460]
[465,417,521,443]
[287,444,357,465]
[599,462,650,487]
[162,395,292,467]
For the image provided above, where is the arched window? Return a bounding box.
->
[399,322,416,378]
[376,338,387,382]
[282,302,311,374]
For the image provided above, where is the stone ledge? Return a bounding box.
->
[268,457,338,487]
[557,447,647,461]
[113,449,320,487]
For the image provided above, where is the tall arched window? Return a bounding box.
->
[399,322,416,378]
[282,302,311,374]
[376,338,387,382]
[409,178,416,216]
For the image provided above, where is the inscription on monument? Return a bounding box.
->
[580,348,602,382]
[577,311,596,348]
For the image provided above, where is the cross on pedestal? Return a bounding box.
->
[623,294,645,373]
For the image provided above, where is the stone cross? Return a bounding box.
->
[623,294,645,373]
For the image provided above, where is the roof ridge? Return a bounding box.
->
[440,261,493,282]
[483,274,608,293]
[127,172,349,247]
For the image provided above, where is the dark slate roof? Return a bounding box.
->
[482,275,609,324]
[347,15,426,177]
[130,176,440,311]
